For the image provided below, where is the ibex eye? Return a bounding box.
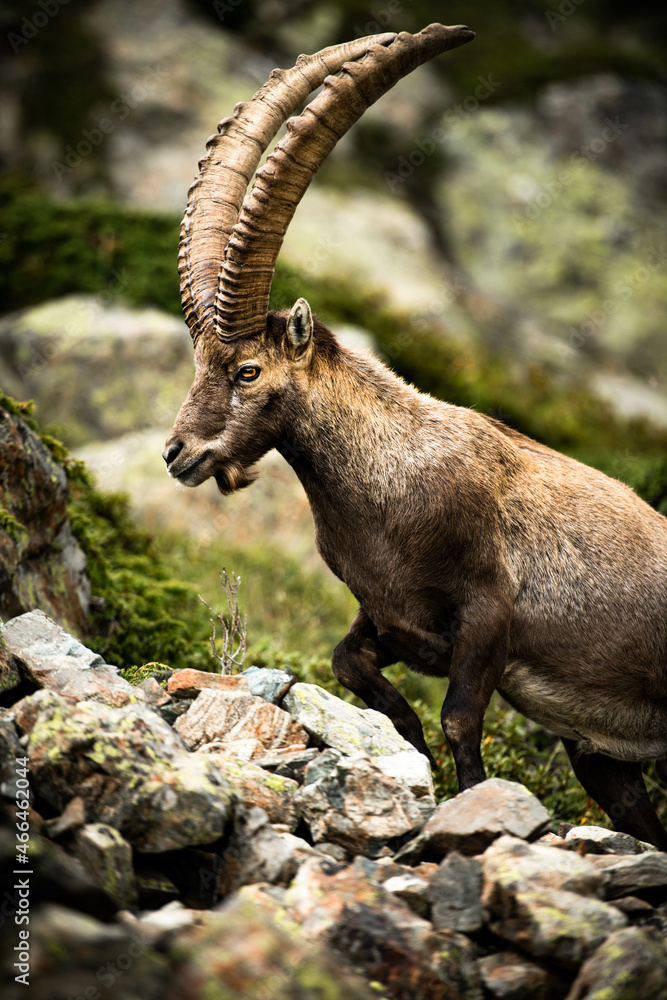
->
[237,365,260,381]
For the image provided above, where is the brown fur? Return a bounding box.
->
[164,304,667,848]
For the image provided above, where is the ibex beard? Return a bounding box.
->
[163,26,667,850]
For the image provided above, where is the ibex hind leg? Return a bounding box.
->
[562,738,667,851]
[332,610,436,765]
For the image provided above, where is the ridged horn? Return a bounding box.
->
[179,32,398,343]
[214,23,475,342]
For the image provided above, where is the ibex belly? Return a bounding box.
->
[499,660,667,761]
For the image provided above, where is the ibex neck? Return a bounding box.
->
[283,346,434,506]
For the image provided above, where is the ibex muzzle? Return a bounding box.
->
[164,25,667,849]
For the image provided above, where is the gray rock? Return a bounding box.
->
[382,872,431,918]
[3,609,143,708]
[565,824,649,856]
[0,710,21,793]
[216,806,316,896]
[138,676,172,708]
[18,689,235,852]
[428,852,483,933]
[252,745,320,780]
[75,823,136,908]
[175,687,308,759]
[476,951,561,1000]
[282,682,434,798]
[395,779,552,862]
[596,851,667,900]
[295,749,433,859]
[566,926,667,999]
[241,664,296,703]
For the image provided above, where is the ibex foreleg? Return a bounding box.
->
[332,610,436,764]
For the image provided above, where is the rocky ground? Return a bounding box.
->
[1,608,667,1000]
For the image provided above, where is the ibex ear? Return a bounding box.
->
[286,298,313,359]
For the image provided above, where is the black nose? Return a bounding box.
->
[163,440,183,465]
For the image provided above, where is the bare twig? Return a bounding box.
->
[199,568,247,674]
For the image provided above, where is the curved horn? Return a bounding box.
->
[214,23,475,342]
[179,33,398,343]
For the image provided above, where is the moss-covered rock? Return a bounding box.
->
[0,396,90,633]
[16,689,236,852]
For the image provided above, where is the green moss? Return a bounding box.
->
[0,506,28,545]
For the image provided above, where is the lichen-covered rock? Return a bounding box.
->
[74,823,136,908]
[0,710,21,792]
[295,749,433,859]
[241,664,296,703]
[284,856,482,999]
[0,404,90,632]
[427,851,483,933]
[3,609,143,708]
[489,886,627,969]
[175,686,308,758]
[481,835,604,904]
[282,682,434,797]
[566,926,667,1000]
[169,893,374,1000]
[396,780,552,862]
[0,634,21,696]
[198,751,299,829]
[18,689,235,851]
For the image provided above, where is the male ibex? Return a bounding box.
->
[164,25,667,848]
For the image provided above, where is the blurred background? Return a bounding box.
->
[1,0,666,820]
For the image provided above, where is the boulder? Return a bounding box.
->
[216,805,318,896]
[17,689,235,852]
[74,823,136,908]
[427,852,484,933]
[491,886,626,969]
[476,951,564,1000]
[564,824,649,856]
[0,404,90,632]
[0,296,193,446]
[295,749,433,859]
[481,837,626,969]
[282,682,434,798]
[594,851,667,901]
[198,752,299,830]
[395,779,552,862]
[2,609,143,708]
[566,926,667,999]
[0,634,21,696]
[167,668,251,699]
[241,664,296,703]
[174,686,308,759]
[480,835,604,905]
[382,872,431,918]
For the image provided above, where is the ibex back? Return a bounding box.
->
[164,25,667,849]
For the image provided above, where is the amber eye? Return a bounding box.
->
[237,365,260,382]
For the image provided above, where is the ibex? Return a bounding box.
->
[163,25,667,849]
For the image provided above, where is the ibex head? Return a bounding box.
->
[163,25,474,491]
